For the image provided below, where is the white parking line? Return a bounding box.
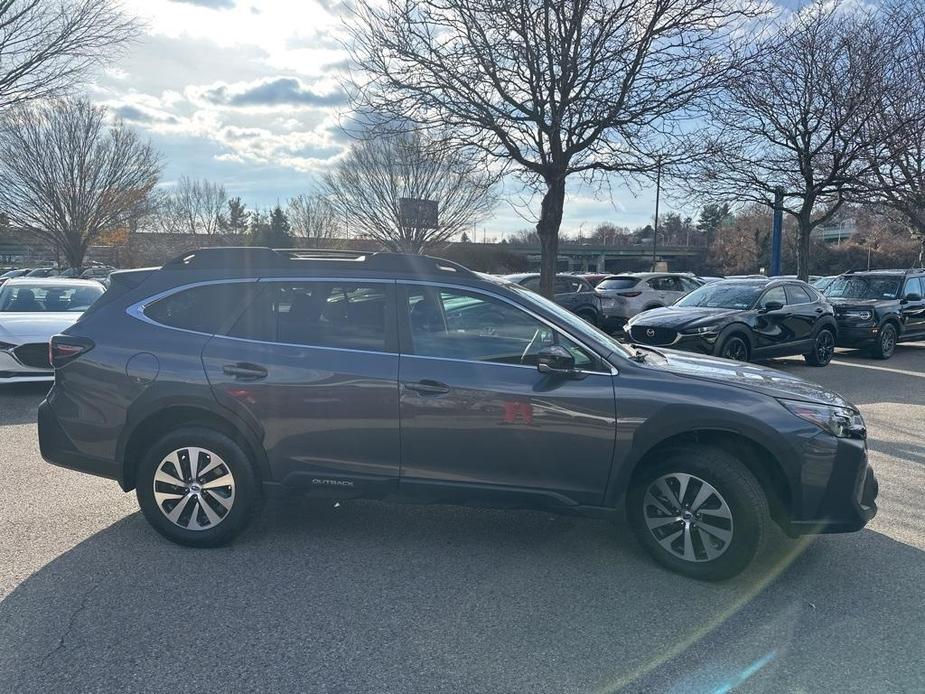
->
[831,360,925,379]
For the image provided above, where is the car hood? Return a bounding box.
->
[0,312,81,343]
[827,298,892,309]
[645,348,852,408]
[629,306,745,329]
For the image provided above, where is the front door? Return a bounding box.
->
[901,277,925,337]
[753,285,802,356]
[201,280,401,492]
[397,283,617,506]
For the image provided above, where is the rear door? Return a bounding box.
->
[201,279,401,492]
[784,284,823,344]
[396,283,616,506]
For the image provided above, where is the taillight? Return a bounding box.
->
[49,335,94,368]
[618,291,642,297]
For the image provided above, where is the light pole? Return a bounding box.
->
[651,157,662,271]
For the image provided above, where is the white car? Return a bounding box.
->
[0,278,105,383]
[595,272,704,328]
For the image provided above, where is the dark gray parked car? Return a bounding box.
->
[39,248,877,580]
[503,273,604,327]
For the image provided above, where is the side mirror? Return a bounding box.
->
[537,345,579,377]
[759,300,784,313]
[904,292,922,302]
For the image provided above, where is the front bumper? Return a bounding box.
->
[786,435,878,536]
[0,349,52,382]
[835,322,880,348]
[38,399,122,484]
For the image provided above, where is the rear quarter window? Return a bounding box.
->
[143,282,255,334]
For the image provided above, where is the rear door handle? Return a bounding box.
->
[404,379,450,395]
[222,363,268,380]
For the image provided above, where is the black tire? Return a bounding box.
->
[804,327,836,366]
[577,310,598,327]
[717,334,750,362]
[627,445,770,581]
[870,323,897,360]
[136,427,261,547]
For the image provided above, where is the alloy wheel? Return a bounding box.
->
[881,327,896,356]
[642,472,734,563]
[152,447,236,531]
[722,338,748,362]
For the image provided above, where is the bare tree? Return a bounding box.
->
[0,0,137,109]
[682,1,895,280]
[859,0,925,265]
[287,193,340,240]
[0,99,161,268]
[323,130,497,254]
[159,177,228,235]
[347,0,760,295]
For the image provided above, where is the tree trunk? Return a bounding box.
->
[537,177,566,298]
[796,216,812,281]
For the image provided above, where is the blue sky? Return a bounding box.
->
[88,0,762,238]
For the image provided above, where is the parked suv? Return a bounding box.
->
[39,248,877,580]
[822,269,925,359]
[595,272,704,329]
[503,273,604,327]
[626,278,838,366]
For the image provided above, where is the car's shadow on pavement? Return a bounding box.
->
[1,499,922,693]
[0,383,49,426]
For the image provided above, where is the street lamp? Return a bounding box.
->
[651,157,662,271]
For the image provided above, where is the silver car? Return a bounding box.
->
[596,272,703,328]
[0,278,105,383]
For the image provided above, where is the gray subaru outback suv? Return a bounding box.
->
[39,248,877,580]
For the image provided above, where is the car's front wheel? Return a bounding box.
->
[628,445,770,580]
[136,427,260,547]
[718,334,750,362]
[871,323,897,360]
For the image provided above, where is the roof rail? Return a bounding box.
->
[162,246,477,278]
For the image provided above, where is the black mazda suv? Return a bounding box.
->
[625,278,838,365]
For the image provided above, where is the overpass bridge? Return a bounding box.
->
[489,243,704,273]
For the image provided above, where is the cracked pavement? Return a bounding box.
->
[0,346,923,693]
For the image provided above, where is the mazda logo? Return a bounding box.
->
[646,328,655,337]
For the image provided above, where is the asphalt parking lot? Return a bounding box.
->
[1,347,923,693]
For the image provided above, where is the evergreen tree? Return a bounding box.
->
[222,197,248,234]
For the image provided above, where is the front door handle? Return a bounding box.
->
[404,379,450,395]
[222,363,268,380]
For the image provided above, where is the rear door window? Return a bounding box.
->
[785,285,814,304]
[597,277,638,290]
[227,281,393,352]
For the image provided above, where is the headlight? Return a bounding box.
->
[779,399,866,439]
[842,310,872,321]
[683,325,719,335]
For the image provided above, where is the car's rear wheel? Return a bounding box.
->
[136,427,260,547]
[628,445,769,580]
[718,334,750,362]
[804,328,835,366]
[871,323,897,360]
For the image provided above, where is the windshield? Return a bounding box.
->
[825,276,901,300]
[597,277,639,290]
[503,282,634,358]
[0,283,103,312]
[676,283,763,309]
